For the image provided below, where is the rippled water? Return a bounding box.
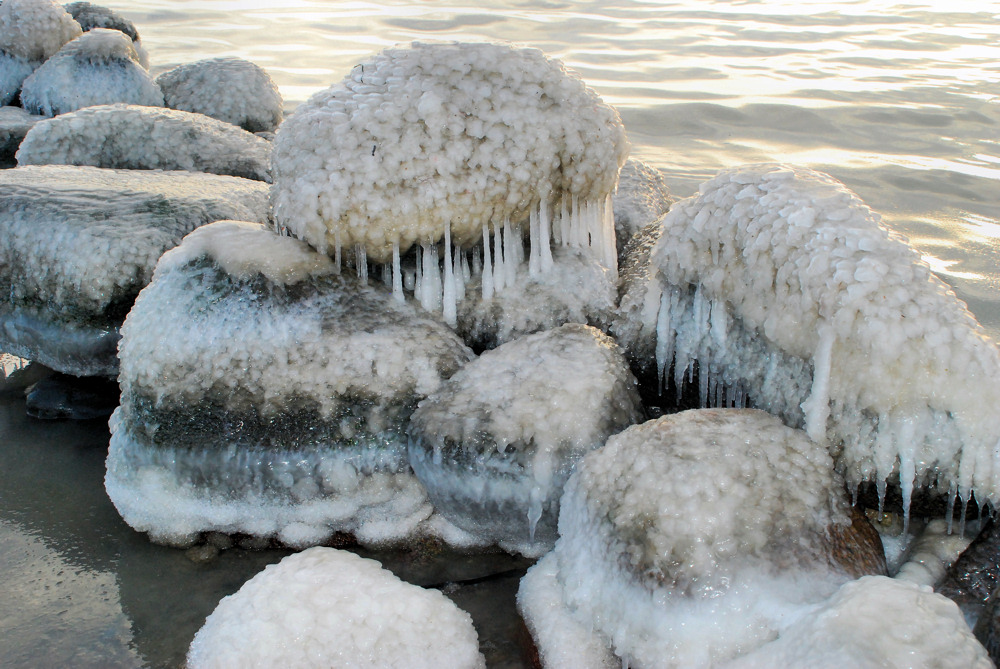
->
[3,1,999,667]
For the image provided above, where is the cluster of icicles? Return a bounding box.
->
[285,194,618,327]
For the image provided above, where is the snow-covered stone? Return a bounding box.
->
[613,163,1000,519]
[106,221,474,548]
[522,408,883,668]
[409,324,642,556]
[156,57,282,133]
[0,165,270,376]
[187,547,486,669]
[20,28,162,116]
[613,158,672,262]
[0,105,42,167]
[63,2,147,67]
[0,0,82,105]
[17,103,272,181]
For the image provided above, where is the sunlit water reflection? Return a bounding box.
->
[2,1,999,666]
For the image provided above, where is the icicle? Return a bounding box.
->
[654,290,673,393]
[539,199,554,272]
[415,245,423,299]
[877,477,887,515]
[946,483,958,535]
[493,222,506,292]
[603,193,618,276]
[801,324,835,442]
[558,198,570,246]
[528,206,541,277]
[471,246,481,278]
[442,222,457,326]
[900,453,915,537]
[960,494,969,536]
[481,223,494,300]
[699,365,709,408]
[527,488,543,544]
[333,231,342,274]
[461,249,472,283]
[381,262,391,288]
[420,241,442,313]
[503,218,518,287]
[453,245,466,304]
[354,244,367,283]
[850,480,859,507]
[391,242,404,303]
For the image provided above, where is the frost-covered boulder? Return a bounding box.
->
[0,0,82,105]
[16,104,272,181]
[727,576,992,668]
[0,105,42,167]
[0,165,270,376]
[455,247,617,351]
[106,221,474,548]
[613,163,1000,519]
[272,42,628,324]
[613,158,672,262]
[187,547,486,669]
[156,57,283,133]
[409,324,642,556]
[20,28,162,116]
[520,409,886,668]
[63,2,147,68]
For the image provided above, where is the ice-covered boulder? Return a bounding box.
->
[16,104,272,182]
[455,247,617,351]
[613,158,672,262]
[106,220,474,548]
[156,57,283,133]
[727,576,992,668]
[0,0,82,105]
[187,547,486,669]
[613,163,1000,520]
[20,28,162,116]
[409,324,643,556]
[520,409,886,668]
[0,165,270,376]
[0,105,42,167]
[272,41,628,324]
[63,2,148,68]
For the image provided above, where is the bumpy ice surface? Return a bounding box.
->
[0,0,82,105]
[614,163,1000,518]
[0,165,269,376]
[17,103,272,181]
[156,57,283,132]
[187,547,486,669]
[106,221,474,547]
[20,28,162,116]
[528,409,862,667]
[409,323,642,556]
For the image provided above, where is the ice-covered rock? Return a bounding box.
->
[20,28,162,116]
[0,0,82,105]
[613,158,672,263]
[156,57,283,133]
[187,546,486,669]
[106,221,474,548]
[521,408,885,668]
[0,105,42,167]
[63,2,148,68]
[614,163,1000,521]
[727,576,992,668]
[16,103,272,181]
[409,324,642,556]
[455,247,617,351]
[272,41,628,324]
[0,165,269,376]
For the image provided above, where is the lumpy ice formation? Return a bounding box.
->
[0,0,82,105]
[615,163,1000,523]
[187,547,486,669]
[271,41,628,323]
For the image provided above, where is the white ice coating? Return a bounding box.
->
[612,158,673,255]
[727,576,992,668]
[0,0,81,62]
[187,547,486,669]
[156,57,283,133]
[16,104,273,182]
[546,409,856,668]
[20,28,162,117]
[107,221,474,547]
[64,1,148,68]
[893,519,972,587]
[620,163,1000,511]
[409,324,642,555]
[271,41,628,320]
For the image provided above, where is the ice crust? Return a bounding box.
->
[409,324,642,556]
[271,41,627,273]
[64,2,147,68]
[156,57,283,133]
[17,103,273,181]
[20,28,162,117]
[727,575,992,668]
[615,163,1000,513]
[107,221,474,547]
[541,409,857,667]
[0,165,269,376]
[187,547,486,669]
[0,0,81,62]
